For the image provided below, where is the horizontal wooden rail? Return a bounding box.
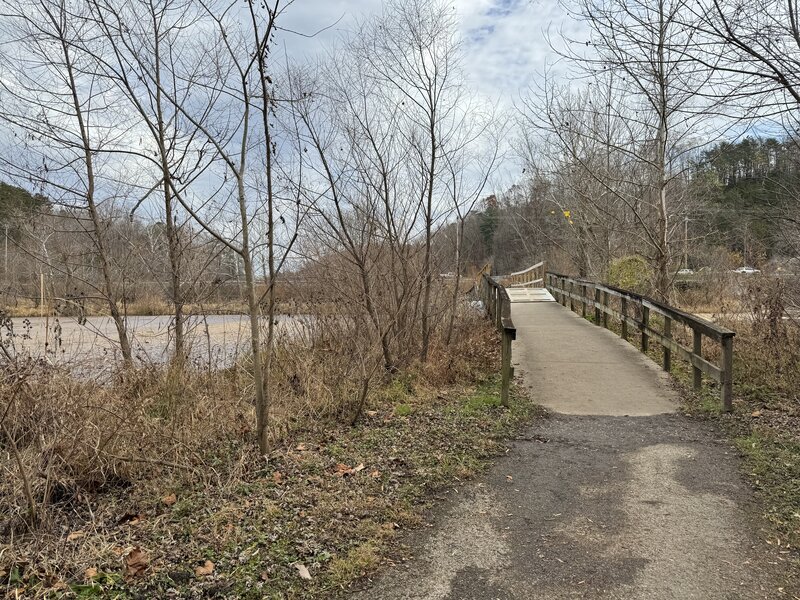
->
[499,261,546,288]
[480,274,516,407]
[508,278,544,288]
[509,261,545,276]
[545,272,735,411]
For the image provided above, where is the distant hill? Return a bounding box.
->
[0,181,47,224]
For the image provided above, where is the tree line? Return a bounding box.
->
[0,0,499,452]
[502,0,800,299]
[4,0,800,450]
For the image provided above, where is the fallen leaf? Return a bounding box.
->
[366,410,378,417]
[124,546,149,578]
[162,493,177,506]
[752,410,762,417]
[67,530,85,542]
[273,471,283,484]
[506,475,513,481]
[369,470,381,478]
[295,443,308,451]
[118,512,144,526]
[84,567,98,580]
[335,463,365,477]
[194,560,215,577]
[294,563,312,580]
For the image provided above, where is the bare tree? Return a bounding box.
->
[82,0,221,366]
[355,0,468,360]
[524,0,714,298]
[0,0,135,364]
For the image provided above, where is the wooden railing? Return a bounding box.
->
[480,274,516,407]
[546,272,736,411]
[503,261,546,288]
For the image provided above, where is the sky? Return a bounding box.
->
[277,0,583,106]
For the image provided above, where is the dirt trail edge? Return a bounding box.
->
[353,302,797,599]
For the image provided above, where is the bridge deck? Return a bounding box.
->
[510,301,677,415]
[506,287,555,303]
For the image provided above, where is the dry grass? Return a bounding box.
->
[673,277,800,552]
[0,299,258,318]
[0,305,530,598]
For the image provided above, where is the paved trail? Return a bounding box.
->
[356,301,797,599]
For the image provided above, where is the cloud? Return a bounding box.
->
[456,0,586,103]
[276,0,582,105]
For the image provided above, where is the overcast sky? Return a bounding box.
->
[278,0,582,104]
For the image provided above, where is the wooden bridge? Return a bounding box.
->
[367,264,792,600]
[481,262,735,413]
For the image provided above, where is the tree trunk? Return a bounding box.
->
[61,34,133,366]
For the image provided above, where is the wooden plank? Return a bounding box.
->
[693,330,702,390]
[543,271,731,397]
[549,273,736,341]
[581,283,587,317]
[594,286,601,324]
[721,336,733,411]
[501,326,513,407]
[645,328,723,381]
[569,280,575,311]
[509,261,544,277]
[641,306,650,352]
[621,297,628,341]
[594,305,723,381]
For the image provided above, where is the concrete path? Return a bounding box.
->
[512,302,677,416]
[355,301,798,599]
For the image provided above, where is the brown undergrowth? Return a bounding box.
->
[678,278,800,554]
[0,310,540,598]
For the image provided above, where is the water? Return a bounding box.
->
[3,314,298,376]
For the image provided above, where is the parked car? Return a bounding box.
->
[732,266,761,274]
[676,268,694,276]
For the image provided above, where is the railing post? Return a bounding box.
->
[663,317,672,372]
[496,289,503,331]
[621,297,628,341]
[501,325,515,407]
[692,330,702,391]
[602,291,609,328]
[561,278,567,306]
[569,280,575,311]
[581,284,587,318]
[721,335,733,412]
[641,305,650,352]
[594,286,601,324]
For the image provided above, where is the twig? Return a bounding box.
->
[103,452,197,472]
[2,423,37,525]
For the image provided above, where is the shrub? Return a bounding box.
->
[607,255,652,294]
